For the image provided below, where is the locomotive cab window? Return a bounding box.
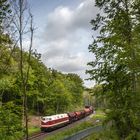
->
[49,118,52,120]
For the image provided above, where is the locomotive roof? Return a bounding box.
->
[41,113,68,121]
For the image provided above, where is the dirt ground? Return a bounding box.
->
[28,116,41,127]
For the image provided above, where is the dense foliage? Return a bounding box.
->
[0,0,84,139]
[88,0,140,139]
[0,44,84,135]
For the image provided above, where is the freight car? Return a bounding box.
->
[41,106,93,132]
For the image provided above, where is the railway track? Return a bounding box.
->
[23,132,47,140]
[26,115,92,140]
[28,132,46,140]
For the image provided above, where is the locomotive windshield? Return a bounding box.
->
[42,117,52,121]
[41,117,46,121]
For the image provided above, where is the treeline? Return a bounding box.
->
[0,41,84,139]
[0,44,84,114]
[0,0,84,139]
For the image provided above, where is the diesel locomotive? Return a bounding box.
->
[41,106,93,131]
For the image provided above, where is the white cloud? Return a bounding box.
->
[43,0,97,41]
[42,52,87,72]
[39,0,98,87]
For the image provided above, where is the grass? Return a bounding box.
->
[45,110,106,140]
[83,110,120,140]
[81,110,109,140]
[28,126,40,135]
[45,121,94,140]
[83,129,140,140]
[83,111,140,140]
[90,110,106,125]
[26,110,106,140]
[82,129,120,140]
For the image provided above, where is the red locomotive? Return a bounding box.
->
[41,114,69,131]
[41,106,93,131]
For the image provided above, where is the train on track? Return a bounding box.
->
[40,106,93,132]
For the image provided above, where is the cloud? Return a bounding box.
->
[42,39,69,58]
[43,0,97,41]
[40,0,98,87]
[73,0,96,29]
[42,52,87,72]
[45,7,72,41]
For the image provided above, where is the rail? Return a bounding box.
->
[64,125,103,140]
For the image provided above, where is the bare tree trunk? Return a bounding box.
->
[24,12,34,140]
[18,0,34,139]
[19,0,25,129]
[18,0,28,139]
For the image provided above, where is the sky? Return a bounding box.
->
[27,0,98,87]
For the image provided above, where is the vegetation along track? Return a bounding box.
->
[27,115,92,140]
[23,132,46,140]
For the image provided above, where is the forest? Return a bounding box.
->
[1,0,140,140]
[0,0,84,139]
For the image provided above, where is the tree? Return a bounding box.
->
[0,1,23,139]
[10,0,35,139]
[66,73,84,107]
[0,102,22,140]
[87,0,140,139]
[0,0,12,32]
[91,84,105,109]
